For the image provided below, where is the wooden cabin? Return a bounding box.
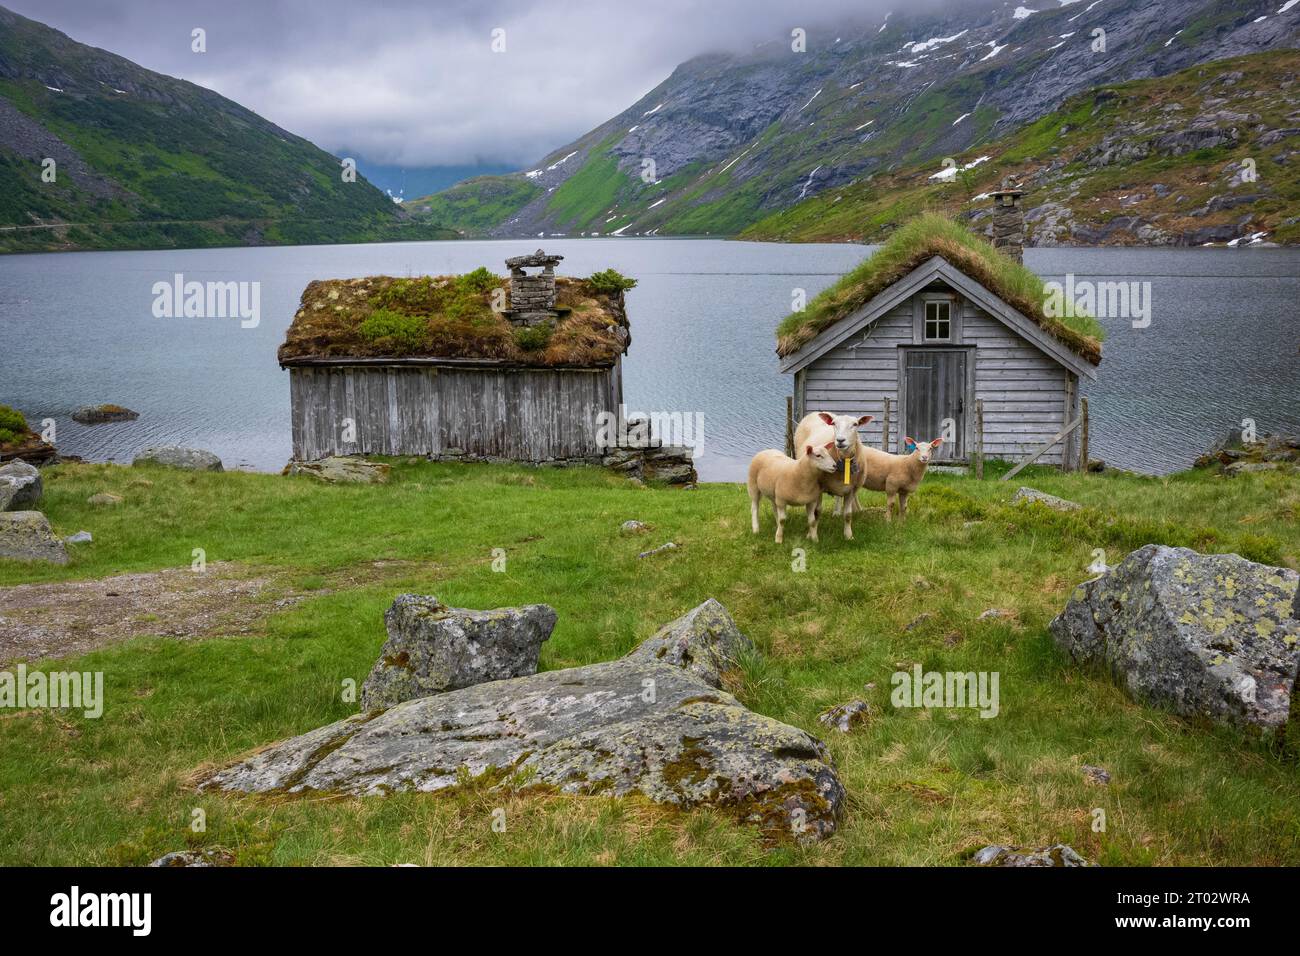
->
[777,217,1102,469]
[278,251,630,464]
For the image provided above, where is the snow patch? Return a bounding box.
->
[905,30,968,53]
[1013,6,1037,19]
[642,103,664,117]
[1281,0,1299,12]
[929,155,989,182]
[952,112,971,126]
[799,88,822,112]
[980,43,1008,61]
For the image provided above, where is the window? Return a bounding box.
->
[924,300,952,341]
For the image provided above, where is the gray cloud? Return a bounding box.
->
[7,0,967,167]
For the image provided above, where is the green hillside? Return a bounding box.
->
[0,5,454,253]
[742,51,1300,246]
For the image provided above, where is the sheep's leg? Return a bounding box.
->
[843,498,854,540]
[832,495,843,516]
[807,502,819,542]
[750,493,760,534]
[898,490,909,523]
[775,504,787,544]
[884,492,895,522]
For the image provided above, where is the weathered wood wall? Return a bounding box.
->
[288,362,621,462]
[799,296,1074,466]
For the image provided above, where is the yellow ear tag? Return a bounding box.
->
[844,457,851,485]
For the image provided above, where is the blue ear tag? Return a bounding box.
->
[905,441,916,453]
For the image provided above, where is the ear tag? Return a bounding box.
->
[844,457,851,484]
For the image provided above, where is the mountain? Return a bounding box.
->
[357,162,517,204]
[409,0,1300,243]
[0,5,453,253]
[744,49,1300,246]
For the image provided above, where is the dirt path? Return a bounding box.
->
[0,562,292,664]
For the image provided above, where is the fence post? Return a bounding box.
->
[785,396,794,458]
[1080,397,1090,473]
[974,398,985,480]
[881,397,892,452]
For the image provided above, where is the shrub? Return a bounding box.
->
[587,268,637,295]
[358,309,430,353]
[513,324,553,352]
[0,404,29,447]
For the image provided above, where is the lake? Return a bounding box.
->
[1,239,1297,481]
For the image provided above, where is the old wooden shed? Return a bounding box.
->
[777,217,1103,468]
[278,251,631,464]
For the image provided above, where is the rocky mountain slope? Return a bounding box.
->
[0,5,451,253]
[744,50,1300,246]
[409,0,1300,243]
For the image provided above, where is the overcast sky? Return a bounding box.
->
[9,0,959,169]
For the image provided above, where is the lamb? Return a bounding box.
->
[854,436,944,522]
[747,443,839,543]
[791,411,874,539]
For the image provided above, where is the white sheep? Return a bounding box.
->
[791,411,874,539]
[855,437,944,522]
[747,443,839,543]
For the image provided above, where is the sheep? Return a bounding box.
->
[791,411,874,539]
[854,436,944,522]
[748,442,839,543]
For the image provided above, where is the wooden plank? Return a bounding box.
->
[1000,416,1083,481]
[1080,396,1090,474]
[974,398,984,480]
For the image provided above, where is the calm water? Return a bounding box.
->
[1,239,1297,481]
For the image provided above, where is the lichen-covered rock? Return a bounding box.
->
[0,511,69,564]
[1012,486,1081,511]
[1050,544,1300,731]
[72,404,139,425]
[0,459,41,511]
[203,659,842,842]
[622,598,753,688]
[203,599,842,841]
[818,699,871,733]
[148,848,233,867]
[284,456,390,484]
[973,844,1095,867]
[360,596,556,709]
[133,446,223,471]
[87,492,123,507]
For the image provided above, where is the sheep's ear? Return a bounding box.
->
[856,415,874,426]
[805,444,814,457]
[930,437,944,448]
[824,441,836,451]
[818,412,835,425]
[904,436,917,452]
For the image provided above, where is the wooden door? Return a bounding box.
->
[902,349,966,461]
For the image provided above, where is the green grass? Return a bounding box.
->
[1,459,1298,866]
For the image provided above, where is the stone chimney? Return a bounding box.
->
[504,249,563,327]
[990,178,1026,264]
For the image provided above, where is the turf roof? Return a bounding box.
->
[278,272,630,368]
[775,213,1104,364]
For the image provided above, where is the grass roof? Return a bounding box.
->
[775,213,1104,364]
[278,270,631,368]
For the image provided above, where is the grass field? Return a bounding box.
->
[1,458,1298,866]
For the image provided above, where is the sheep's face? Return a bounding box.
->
[904,437,944,464]
[817,412,874,452]
[805,442,839,474]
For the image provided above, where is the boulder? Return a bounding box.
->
[1050,545,1300,732]
[0,459,41,511]
[203,600,843,842]
[622,598,753,688]
[818,699,871,733]
[0,511,69,564]
[1012,486,1081,511]
[148,849,233,867]
[72,404,139,425]
[973,844,1094,867]
[87,492,123,507]
[284,456,390,484]
[360,596,557,710]
[133,446,223,471]
[65,530,93,544]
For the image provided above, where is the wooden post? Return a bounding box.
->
[1080,397,1090,473]
[881,397,892,452]
[974,398,985,480]
[785,396,795,458]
